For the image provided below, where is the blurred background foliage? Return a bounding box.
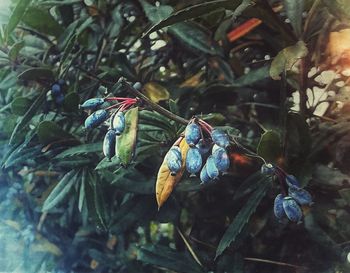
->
[0,0,350,272]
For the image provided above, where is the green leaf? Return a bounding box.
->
[257,130,282,163]
[270,41,308,80]
[138,244,204,273]
[17,67,55,82]
[6,0,32,38]
[215,178,271,258]
[9,92,45,145]
[11,96,32,115]
[116,107,139,166]
[8,40,25,61]
[323,0,350,21]
[233,66,270,87]
[95,156,120,170]
[43,170,79,211]
[78,170,86,212]
[139,110,175,134]
[110,196,154,234]
[169,22,219,55]
[283,0,304,37]
[55,142,102,159]
[139,0,173,25]
[63,92,80,112]
[22,7,63,38]
[37,121,75,145]
[143,0,233,36]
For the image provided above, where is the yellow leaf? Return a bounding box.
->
[156,137,189,208]
[32,235,62,256]
[143,82,170,103]
[180,71,204,88]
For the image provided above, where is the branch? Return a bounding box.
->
[121,80,189,125]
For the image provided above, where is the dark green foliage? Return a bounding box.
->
[0,0,350,273]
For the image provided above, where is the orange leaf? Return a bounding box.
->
[155,137,189,209]
[227,18,262,43]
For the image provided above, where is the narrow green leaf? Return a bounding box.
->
[95,156,120,170]
[6,0,32,38]
[37,121,75,145]
[22,7,63,38]
[78,170,86,212]
[8,40,25,61]
[138,244,204,273]
[143,0,233,36]
[43,170,78,211]
[169,22,219,55]
[17,67,55,82]
[9,92,45,145]
[116,107,139,166]
[257,130,282,163]
[215,179,271,258]
[282,0,304,37]
[11,96,32,115]
[55,142,102,159]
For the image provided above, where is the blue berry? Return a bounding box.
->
[206,156,219,179]
[261,163,275,175]
[273,194,286,219]
[288,187,313,206]
[185,123,201,147]
[212,147,230,172]
[80,98,105,110]
[57,79,65,86]
[196,139,212,155]
[51,84,61,96]
[200,164,211,184]
[166,146,182,176]
[103,129,116,160]
[285,175,300,188]
[211,129,230,148]
[112,111,126,135]
[55,93,65,105]
[186,147,202,174]
[282,197,302,222]
[84,109,109,129]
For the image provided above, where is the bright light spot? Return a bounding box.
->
[151,40,166,50]
[128,16,136,22]
[134,40,142,49]
[149,32,158,39]
[347,252,350,263]
[159,66,166,73]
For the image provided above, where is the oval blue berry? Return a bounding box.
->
[211,129,230,148]
[206,156,219,179]
[200,164,211,184]
[51,84,61,96]
[80,98,105,110]
[185,123,201,147]
[274,194,286,219]
[57,79,65,86]
[103,129,116,160]
[212,147,230,172]
[166,146,182,175]
[133,82,142,90]
[282,196,303,222]
[285,175,300,188]
[196,139,212,155]
[84,109,109,129]
[186,147,202,174]
[261,163,275,175]
[112,111,126,135]
[288,187,313,206]
[55,93,65,105]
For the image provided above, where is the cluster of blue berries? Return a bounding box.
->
[80,96,137,160]
[50,79,65,106]
[166,119,231,184]
[261,164,313,223]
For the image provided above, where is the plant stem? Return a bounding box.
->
[121,80,189,125]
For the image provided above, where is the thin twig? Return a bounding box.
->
[121,80,189,125]
[176,227,204,268]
